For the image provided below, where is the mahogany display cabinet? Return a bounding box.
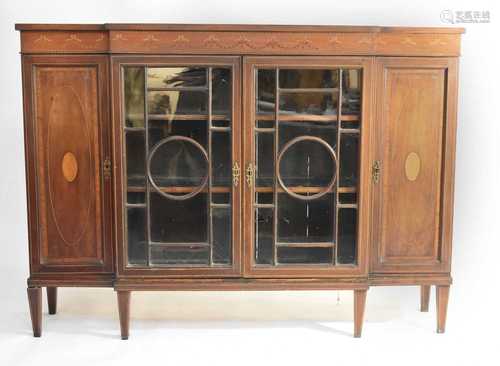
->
[15,23,463,339]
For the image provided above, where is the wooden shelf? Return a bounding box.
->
[340,128,360,134]
[124,126,144,132]
[276,242,335,248]
[127,185,356,194]
[128,186,231,193]
[337,203,358,209]
[257,114,359,122]
[255,186,357,194]
[125,203,146,208]
[279,88,339,93]
[150,241,209,248]
[147,86,208,92]
[148,114,230,121]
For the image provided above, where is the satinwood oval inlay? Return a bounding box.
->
[62,152,78,182]
[405,152,421,181]
[47,86,92,246]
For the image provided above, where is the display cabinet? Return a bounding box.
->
[16,23,463,339]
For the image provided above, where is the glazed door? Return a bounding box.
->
[114,56,241,277]
[243,57,372,277]
[371,57,458,273]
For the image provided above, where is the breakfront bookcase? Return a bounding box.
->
[16,23,463,339]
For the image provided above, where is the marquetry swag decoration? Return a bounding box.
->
[16,23,463,340]
[17,24,462,56]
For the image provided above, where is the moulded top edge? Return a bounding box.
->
[14,23,466,34]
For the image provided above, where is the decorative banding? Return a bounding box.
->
[276,136,337,201]
[147,136,209,201]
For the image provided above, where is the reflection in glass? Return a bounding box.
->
[278,193,334,243]
[257,119,274,129]
[149,139,208,189]
[279,122,336,149]
[256,132,274,187]
[212,132,231,186]
[256,192,273,204]
[150,192,207,243]
[124,67,145,128]
[150,247,209,266]
[212,68,231,115]
[338,208,357,264]
[278,134,336,188]
[148,91,207,115]
[257,69,275,114]
[279,92,338,115]
[339,193,357,204]
[127,208,146,265]
[255,208,274,265]
[279,69,339,89]
[127,191,145,204]
[212,192,230,204]
[147,67,207,89]
[277,247,333,264]
[341,120,359,129]
[148,119,207,149]
[212,208,232,264]
[342,69,362,115]
[125,132,145,188]
[339,133,359,187]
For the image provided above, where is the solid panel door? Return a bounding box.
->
[23,55,113,273]
[113,56,242,277]
[371,57,458,273]
[243,57,373,277]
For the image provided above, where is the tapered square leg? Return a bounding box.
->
[436,285,450,333]
[47,287,57,315]
[420,285,430,312]
[117,291,131,340]
[353,289,368,338]
[27,287,42,337]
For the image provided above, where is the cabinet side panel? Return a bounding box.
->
[24,56,112,274]
[372,58,455,273]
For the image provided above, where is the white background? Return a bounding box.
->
[0,0,499,365]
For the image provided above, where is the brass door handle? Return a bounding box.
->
[372,160,381,184]
[103,157,112,179]
[246,163,254,187]
[232,162,240,187]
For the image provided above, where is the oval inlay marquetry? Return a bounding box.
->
[405,152,421,181]
[47,86,92,246]
[62,152,78,182]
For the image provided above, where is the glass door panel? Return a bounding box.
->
[121,58,240,273]
[247,58,364,274]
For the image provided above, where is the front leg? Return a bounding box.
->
[436,285,450,333]
[117,291,131,340]
[353,289,368,338]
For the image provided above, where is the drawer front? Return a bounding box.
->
[23,55,113,273]
[371,57,458,273]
